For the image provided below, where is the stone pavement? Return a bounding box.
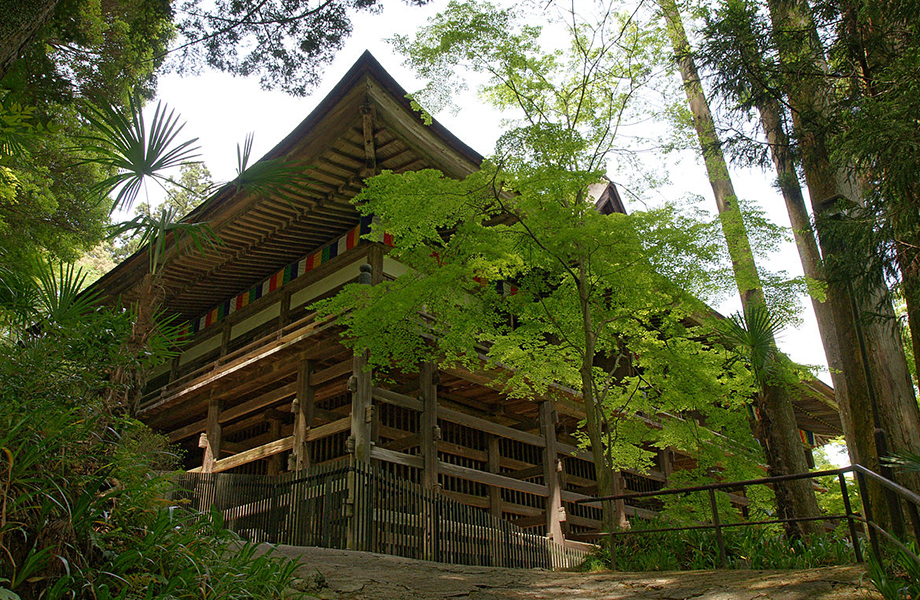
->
[272,545,880,600]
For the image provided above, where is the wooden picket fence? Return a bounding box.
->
[168,460,590,570]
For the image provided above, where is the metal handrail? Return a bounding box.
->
[573,464,920,571]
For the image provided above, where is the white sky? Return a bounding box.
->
[144,0,831,384]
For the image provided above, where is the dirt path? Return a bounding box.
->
[273,545,880,600]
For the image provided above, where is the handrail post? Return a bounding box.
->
[708,488,727,568]
[838,471,863,563]
[855,469,882,563]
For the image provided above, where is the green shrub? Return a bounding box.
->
[583,518,858,572]
[0,301,305,599]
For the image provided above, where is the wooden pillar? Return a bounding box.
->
[659,447,673,484]
[486,435,503,518]
[280,290,292,326]
[486,432,505,566]
[540,401,564,542]
[219,321,231,357]
[268,416,282,476]
[347,264,374,552]
[368,244,384,285]
[168,355,180,384]
[420,362,440,489]
[360,102,377,178]
[349,354,373,464]
[292,359,314,471]
[201,394,223,473]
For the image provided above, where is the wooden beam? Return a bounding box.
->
[540,401,564,542]
[439,406,546,448]
[306,417,350,442]
[211,436,294,473]
[220,381,298,423]
[439,440,487,463]
[511,514,546,529]
[168,418,207,443]
[420,362,439,490]
[371,386,423,412]
[313,358,353,386]
[506,465,544,481]
[370,446,424,469]
[379,433,421,452]
[439,489,491,510]
[141,323,341,417]
[438,461,548,497]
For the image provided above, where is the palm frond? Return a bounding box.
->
[231,132,316,206]
[110,207,222,274]
[0,264,39,332]
[883,452,920,474]
[33,260,98,326]
[0,260,99,337]
[141,309,191,365]
[80,97,200,212]
[720,304,783,386]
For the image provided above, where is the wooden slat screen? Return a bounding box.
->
[167,461,590,570]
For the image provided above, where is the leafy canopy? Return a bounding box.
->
[318,1,761,475]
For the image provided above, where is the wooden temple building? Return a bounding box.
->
[91,52,844,554]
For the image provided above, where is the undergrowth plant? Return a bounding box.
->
[866,544,920,600]
[0,263,305,599]
[581,518,858,572]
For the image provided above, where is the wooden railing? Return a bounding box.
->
[168,461,591,570]
[139,312,333,414]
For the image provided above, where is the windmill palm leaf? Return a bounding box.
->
[232,132,316,206]
[110,207,222,274]
[720,304,784,388]
[80,97,200,212]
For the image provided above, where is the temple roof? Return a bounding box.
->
[91,51,482,320]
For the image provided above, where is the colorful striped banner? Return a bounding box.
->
[175,214,517,340]
[799,429,816,447]
[180,215,374,336]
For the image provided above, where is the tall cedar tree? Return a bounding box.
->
[696,0,920,530]
[657,0,822,536]
[762,0,920,507]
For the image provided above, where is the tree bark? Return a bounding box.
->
[0,0,59,81]
[659,0,822,537]
[764,0,920,503]
[753,96,895,526]
[578,266,621,536]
